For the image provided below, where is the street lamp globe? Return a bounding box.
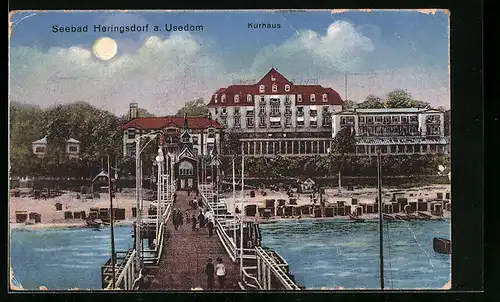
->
[156,148,164,163]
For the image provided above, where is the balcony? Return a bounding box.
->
[296,111,304,117]
[269,111,281,117]
[246,111,254,117]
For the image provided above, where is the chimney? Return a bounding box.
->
[129,103,138,120]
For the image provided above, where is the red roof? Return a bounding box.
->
[208,68,343,107]
[120,116,222,130]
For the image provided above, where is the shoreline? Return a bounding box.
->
[10,220,134,231]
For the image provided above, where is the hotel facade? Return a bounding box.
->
[333,108,449,156]
[207,68,343,156]
[208,68,449,157]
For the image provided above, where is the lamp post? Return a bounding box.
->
[135,131,162,269]
[155,148,164,240]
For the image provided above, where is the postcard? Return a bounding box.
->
[9,9,451,291]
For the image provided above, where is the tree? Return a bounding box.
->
[176,98,209,117]
[357,94,385,109]
[342,100,358,110]
[384,89,430,108]
[331,125,357,193]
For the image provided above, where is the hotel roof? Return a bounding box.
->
[208,68,344,107]
[120,116,222,130]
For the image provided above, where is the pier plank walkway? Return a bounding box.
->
[149,191,240,290]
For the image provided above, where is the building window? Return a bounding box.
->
[359,116,365,123]
[392,116,400,123]
[322,116,331,127]
[260,96,266,104]
[285,117,292,127]
[383,116,391,124]
[221,117,227,127]
[193,147,198,155]
[285,106,292,115]
[193,136,199,145]
[375,116,382,123]
[247,117,254,127]
[285,84,290,92]
[234,117,241,127]
[259,85,265,93]
[246,108,254,116]
[322,94,328,102]
[221,94,226,103]
[127,129,136,139]
[221,107,227,115]
[259,105,266,115]
[309,109,317,116]
[310,94,316,102]
[207,128,215,138]
[35,146,46,153]
[272,83,277,92]
[126,143,136,157]
[285,95,291,105]
[270,104,280,116]
[234,94,239,103]
[296,119,304,127]
[310,120,317,127]
[68,145,78,153]
[270,120,281,128]
[297,107,304,116]
[297,94,302,102]
[215,108,219,114]
[259,117,266,127]
[366,116,374,124]
[410,115,418,123]
[247,94,252,102]
[322,106,330,114]
[234,107,240,115]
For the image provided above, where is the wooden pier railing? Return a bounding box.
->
[198,183,300,291]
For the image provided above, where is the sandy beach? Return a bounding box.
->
[9,190,153,229]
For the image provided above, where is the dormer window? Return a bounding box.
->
[247,94,252,102]
[221,94,226,103]
[297,94,302,102]
[259,85,265,93]
[311,94,316,102]
[285,84,290,92]
[322,93,328,102]
[272,83,277,93]
[234,94,239,103]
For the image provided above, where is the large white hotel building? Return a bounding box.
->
[207,68,449,157]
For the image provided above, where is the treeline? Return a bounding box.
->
[9,101,153,178]
[219,154,450,179]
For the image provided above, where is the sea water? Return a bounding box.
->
[259,219,451,289]
[10,225,133,290]
[10,220,450,290]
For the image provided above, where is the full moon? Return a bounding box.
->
[92,37,117,61]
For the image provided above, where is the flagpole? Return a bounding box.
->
[232,156,236,256]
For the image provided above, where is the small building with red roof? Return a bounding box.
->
[120,103,222,159]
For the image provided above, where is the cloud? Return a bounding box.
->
[9,20,450,116]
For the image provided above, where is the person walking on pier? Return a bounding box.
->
[207,218,214,238]
[198,211,205,228]
[215,257,226,289]
[178,210,184,228]
[188,188,191,197]
[191,214,197,231]
[172,210,179,230]
[205,258,215,289]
